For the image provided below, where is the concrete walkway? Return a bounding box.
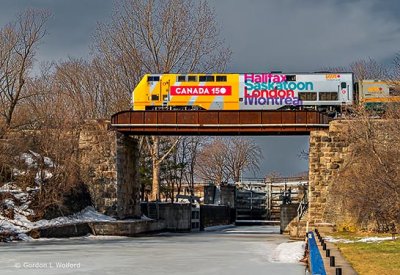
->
[316,234,357,275]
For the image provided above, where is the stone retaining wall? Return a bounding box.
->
[200,205,232,230]
[280,203,299,234]
[90,220,166,236]
[28,220,167,238]
[36,223,92,238]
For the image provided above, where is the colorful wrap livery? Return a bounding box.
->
[132,73,354,111]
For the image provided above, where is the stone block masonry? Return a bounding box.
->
[116,132,141,219]
[307,120,350,231]
[79,120,141,218]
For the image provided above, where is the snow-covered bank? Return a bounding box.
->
[0,206,116,236]
[325,235,394,243]
[1,151,121,241]
[270,241,305,263]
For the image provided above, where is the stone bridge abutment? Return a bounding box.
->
[78,120,140,219]
[306,121,350,231]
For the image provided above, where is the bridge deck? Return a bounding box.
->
[111,110,330,135]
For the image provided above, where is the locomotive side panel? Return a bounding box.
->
[239,73,353,110]
[132,72,354,111]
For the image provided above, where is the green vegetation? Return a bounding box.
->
[331,233,400,275]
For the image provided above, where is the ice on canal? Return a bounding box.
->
[1,226,306,275]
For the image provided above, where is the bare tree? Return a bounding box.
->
[146,136,181,201]
[0,9,50,129]
[391,53,400,93]
[349,58,389,82]
[196,138,229,184]
[321,58,389,82]
[334,107,400,231]
[182,136,202,195]
[53,59,96,122]
[225,137,262,182]
[393,53,400,78]
[196,137,262,184]
[94,0,231,200]
[94,0,231,89]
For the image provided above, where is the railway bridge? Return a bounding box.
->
[111,110,330,135]
[79,110,348,237]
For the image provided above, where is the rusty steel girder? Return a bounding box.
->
[111,110,331,135]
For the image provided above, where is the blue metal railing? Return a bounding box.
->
[308,231,326,275]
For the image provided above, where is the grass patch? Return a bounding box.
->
[333,234,400,275]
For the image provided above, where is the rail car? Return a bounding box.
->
[132,72,354,115]
[358,80,400,111]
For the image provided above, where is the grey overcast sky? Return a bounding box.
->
[1,0,399,177]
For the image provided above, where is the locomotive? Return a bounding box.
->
[131,72,399,114]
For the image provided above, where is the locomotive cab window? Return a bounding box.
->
[216,75,227,82]
[298,92,317,101]
[199,75,214,82]
[187,75,197,82]
[319,92,338,101]
[148,76,160,82]
[177,75,186,82]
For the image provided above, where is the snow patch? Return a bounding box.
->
[141,214,153,221]
[20,152,35,167]
[0,182,22,192]
[34,170,53,184]
[324,236,355,243]
[270,241,305,263]
[358,236,394,242]
[19,150,54,168]
[17,233,33,241]
[1,206,116,236]
[4,199,15,207]
[84,234,129,240]
[33,206,116,228]
[204,224,235,232]
[325,235,394,243]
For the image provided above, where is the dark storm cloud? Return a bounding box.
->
[1,0,399,71]
[243,136,309,178]
[211,0,400,72]
[0,0,113,63]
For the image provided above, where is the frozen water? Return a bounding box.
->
[0,226,305,275]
